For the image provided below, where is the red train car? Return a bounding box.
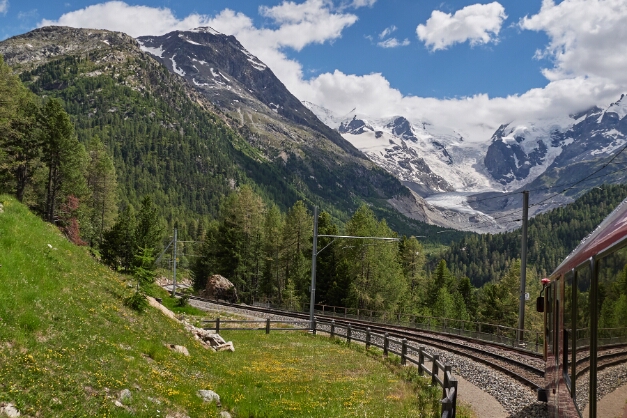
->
[540,196,627,417]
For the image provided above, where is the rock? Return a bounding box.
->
[0,403,20,417]
[119,388,132,401]
[201,274,238,302]
[147,296,177,320]
[220,411,232,418]
[215,341,235,352]
[197,390,221,406]
[165,344,189,356]
[114,400,124,408]
[0,203,4,214]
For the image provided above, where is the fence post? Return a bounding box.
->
[216,317,221,334]
[443,365,451,399]
[330,320,335,338]
[431,354,439,385]
[441,395,452,418]
[347,324,352,344]
[366,327,371,350]
[418,346,424,376]
[266,318,271,334]
[535,332,539,353]
[401,339,407,365]
[384,333,389,357]
[451,378,458,418]
[312,317,317,335]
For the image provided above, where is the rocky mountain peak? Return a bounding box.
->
[137,28,362,157]
[386,116,418,142]
[0,26,137,70]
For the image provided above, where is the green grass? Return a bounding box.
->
[0,195,469,417]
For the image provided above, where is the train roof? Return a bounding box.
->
[551,194,627,277]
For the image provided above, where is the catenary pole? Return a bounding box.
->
[518,191,529,344]
[309,207,318,330]
[172,227,178,297]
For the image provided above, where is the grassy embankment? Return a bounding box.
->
[0,195,470,417]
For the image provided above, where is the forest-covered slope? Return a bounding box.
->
[435,184,627,286]
[0,26,450,239]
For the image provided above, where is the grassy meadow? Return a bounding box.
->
[0,195,468,417]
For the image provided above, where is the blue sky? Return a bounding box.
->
[2,0,626,141]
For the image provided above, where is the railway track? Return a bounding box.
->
[187,294,546,390]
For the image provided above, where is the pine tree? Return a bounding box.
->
[261,204,284,302]
[343,205,406,312]
[399,236,426,304]
[0,61,42,202]
[192,220,219,291]
[40,98,88,224]
[215,185,265,302]
[315,211,339,305]
[101,204,137,271]
[281,201,312,300]
[85,136,118,247]
[135,195,164,253]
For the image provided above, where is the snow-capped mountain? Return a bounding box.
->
[305,95,627,232]
[301,104,497,196]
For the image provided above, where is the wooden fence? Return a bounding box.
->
[204,317,458,418]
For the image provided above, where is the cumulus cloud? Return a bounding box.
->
[39,1,211,36]
[520,0,627,85]
[38,0,627,143]
[416,2,507,51]
[377,38,410,48]
[0,0,9,15]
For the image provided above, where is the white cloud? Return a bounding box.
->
[37,0,627,145]
[39,1,212,36]
[0,0,9,15]
[377,38,410,48]
[520,0,627,86]
[379,25,396,39]
[416,2,507,51]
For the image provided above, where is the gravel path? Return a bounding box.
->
[188,299,548,418]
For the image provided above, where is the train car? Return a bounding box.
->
[540,196,627,417]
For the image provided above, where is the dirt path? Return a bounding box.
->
[456,374,509,418]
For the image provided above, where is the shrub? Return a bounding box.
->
[124,290,149,313]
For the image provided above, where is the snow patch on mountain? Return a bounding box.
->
[240,47,267,71]
[137,40,164,58]
[179,34,201,46]
[189,27,221,35]
[170,54,185,77]
[599,94,627,121]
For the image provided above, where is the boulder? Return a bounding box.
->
[197,390,221,406]
[215,342,235,352]
[202,275,238,302]
[165,344,190,356]
[119,389,132,401]
[0,403,20,417]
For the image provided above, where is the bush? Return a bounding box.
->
[176,293,190,307]
[124,290,149,313]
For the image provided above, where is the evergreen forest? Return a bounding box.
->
[3,48,627,335]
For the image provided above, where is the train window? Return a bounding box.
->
[564,272,573,392]
[595,246,627,417]
[575,265,590,414]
